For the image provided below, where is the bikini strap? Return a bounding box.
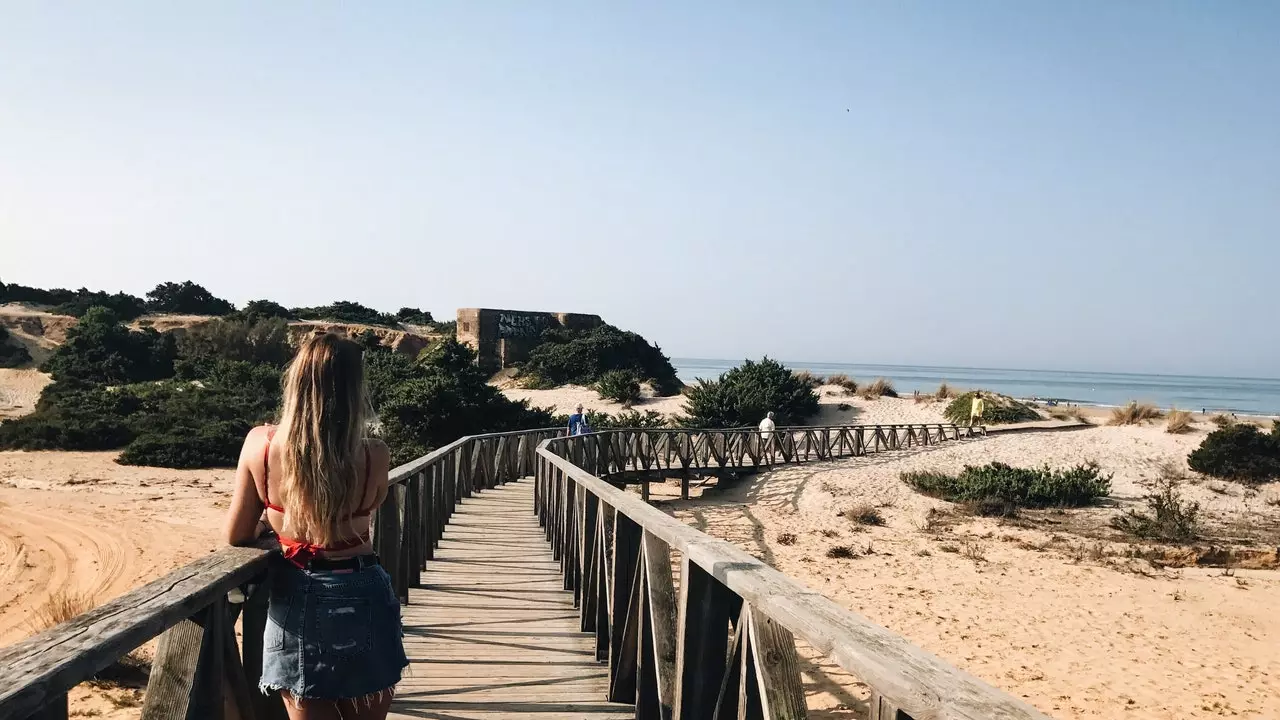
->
[262,426,285,512]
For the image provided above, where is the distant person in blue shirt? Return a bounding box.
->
[568,405,591,436]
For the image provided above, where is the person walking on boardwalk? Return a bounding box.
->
[970,392,986,426]
[568,404,591,435]
[758,411,777,452]
[224,333,406,720]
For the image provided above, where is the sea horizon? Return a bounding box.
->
[671,358,1280,417]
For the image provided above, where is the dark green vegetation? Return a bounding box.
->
[521,325,681,396]
[942,391,1040,425]
[0,326,32,368]
[292,301,400,327]
[1187,422,1280,484]
[395,307,434,325]
[903,461,1112,516]
[0,308,554,468]
[236,299,295,321]
[145,281,235,315]
[578,409,668,431]
[367,338,556,466]
[680,357,820,429]
[594,370,642,404]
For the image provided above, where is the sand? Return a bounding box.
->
[647,407,1280,719]
[0,368,52,420]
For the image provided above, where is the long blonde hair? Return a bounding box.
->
[275,333,372,546]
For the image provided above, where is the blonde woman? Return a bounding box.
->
[224,333,405,719]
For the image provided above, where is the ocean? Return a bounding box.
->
[671,359,1280,417]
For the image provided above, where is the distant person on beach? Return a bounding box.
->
[970,392,986,426]
[568,405,591,435]
[758,411,776,441]
[223,333,404,719]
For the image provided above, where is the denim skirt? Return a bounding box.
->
[259,556,409,701]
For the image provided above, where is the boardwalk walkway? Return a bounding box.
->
[389,478,634,720]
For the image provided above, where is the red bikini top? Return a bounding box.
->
[261,426,376,565]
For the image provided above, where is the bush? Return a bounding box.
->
[793,370,823,389]
[292,301,398,327]
[236,299,295,321]
[595,370,641,404]
[521,325,682,396]
[1186,423,1280,484]
[51,290,148,320]
[935,381,956,400]
[1109,402,1165,426]
[826,373,857,394]
[146,281,235,316]
[0,383,138,450]
[395,307,434,325]
[903,461,1112,514]
[1165,409,1194,434]
[679,357,820,429]
[1111,470,1201,543]
[826,545,857,559]
[577,409,668,431]
[858,377,898,399]
[1209,413,1234,429]
[843,505,885,526]
[177,316,293,368]
[41,307,176,385]
[0,326,32,368]
[943,392,1039,425]
[432,320,457,337]
[370,338,556,466]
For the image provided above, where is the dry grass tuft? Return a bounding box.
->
[1048,406,1090,424]
[793,370,823,389]
[1166,408,1194,434]
[1109,401,1165,426]
[935,381,956,400]
[842,504,886,526]
[820,528,840,538]
[859,377,898,399]
[32,590,95,630]
[826,373,858,394]
[1210,413,1234,428]
[825,545,858,559]
[961,540,988,563]
[776,532,797,546]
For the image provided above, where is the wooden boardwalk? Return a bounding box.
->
[389,478,634,720]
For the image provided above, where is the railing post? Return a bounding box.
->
[374,484,406,604]
[673,559,740,720]
[608,511,643,703]
[141,598,256,720]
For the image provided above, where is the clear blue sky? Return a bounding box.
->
[2,2,1276,377]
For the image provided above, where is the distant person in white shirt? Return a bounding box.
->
[758,411,776,442]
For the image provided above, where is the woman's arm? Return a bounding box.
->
[224,427,268,546]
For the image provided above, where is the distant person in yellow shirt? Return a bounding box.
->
[970,392,986,426]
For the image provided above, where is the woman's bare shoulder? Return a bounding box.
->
[240,424,272,454]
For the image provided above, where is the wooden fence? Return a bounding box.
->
[0,421,1037,720]
[0,427,559,720]
[535,426,1050,720]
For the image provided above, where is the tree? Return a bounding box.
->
[521,325,682,395]
[237,299,295,321]
[679,357,819,428]
[146,281,236,315]
[395,307,434,325]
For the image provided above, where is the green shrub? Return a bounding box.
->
[576,409,668,430]
[521,325,681,396]
[943,391,1039,425]
[0,383,138,450]
[118,422,247,468]
[1110,469,1201,543]
[395,307,434,325]
[1186,423,1280,484]
[177,316,293,368]
[292,301,398,327]
[51,290,148,320]
[145,281,235,316]
[432,320,457,337]
[235,299,295,321]
[370,339,556,466]
[680,357,820,429]
[595,370,641,404]
[41,307,177,385]
[0,326,32,368]
[902,461,1112,514]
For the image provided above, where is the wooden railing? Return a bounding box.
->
[536,426,1049,720]
[0,421,1022,720]
[0,427,559,720]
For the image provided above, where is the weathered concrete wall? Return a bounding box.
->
[457,308,603,371]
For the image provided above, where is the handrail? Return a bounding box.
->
[535,425,1048,719]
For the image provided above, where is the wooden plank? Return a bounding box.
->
[0,546,271,720]
[140,598,245,720]
[608,513,643,703]
[673,559,736,720]
[641,533,678,717]
[392,479,633,719]
[745,604,806,719]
